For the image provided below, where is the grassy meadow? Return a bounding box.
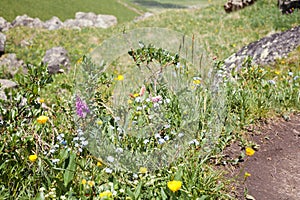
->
[0,0,300,199]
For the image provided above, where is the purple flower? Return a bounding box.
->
[75,95,90,118]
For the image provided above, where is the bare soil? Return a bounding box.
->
[223,113,300,200]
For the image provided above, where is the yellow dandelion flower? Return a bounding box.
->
[87,180,95,187]
[99,190,112,198]
[38,98,45,103]
[274,70,281,75]
[115,75,124,81]
[81,179,87,185]
[167,180,182,192]
[244,172,251,179]
[37,116,49,124]
[97,161,102,167]
[97,120,103,125]
[29,154,38,162]
[245,147,255,156]
[193,79,201,85]
[133,93,139,98]
[139,167,147,174]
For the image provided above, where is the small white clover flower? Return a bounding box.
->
[107,156,115,163]
[143,139,150,144]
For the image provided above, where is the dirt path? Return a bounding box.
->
[224,113,300,199]
[117,0,144,15]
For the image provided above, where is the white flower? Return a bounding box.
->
[51,159,60,164]
[155,133,161,138]
[116,148,123,153]
[164,135,170,141]
[294,76,299,80]
[135,97,142,103]
[153,103,159,108]
[73,137,79,141]
[158,138,165,144]
[288,72,294,76]
[115,116,121,121]
[165,98,171,104]
[143,139,150,144]
[189,139,199,146]
[81,140,88,146]
[60,195,67,200]
[105,168,113,174]
[178,133,184,138]
[133,173,138,179]
[268,80,276,85]
[49,149,56,154]
[39,187,46,192]
[107,156,115,163]
[164,124,171,129]
[137,106,143,111]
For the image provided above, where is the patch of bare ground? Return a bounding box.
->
[222,113,300,200]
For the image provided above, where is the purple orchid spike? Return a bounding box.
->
[75,95,90,118]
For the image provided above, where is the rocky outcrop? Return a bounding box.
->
[12,15,44,28]
[43,16,63,30]
[0,53,26,78]
[0,17,11,32]
[223,26,300,70]
[278,0,300,14]
[0,79,18,100]
[224,0,256,13]
[42,47,70,74]
[134,12,154,22]
[4,12,117,31]
[0,33,5,56]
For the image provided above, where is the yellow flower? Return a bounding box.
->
[87,180,95,187]
[97,161,103,167]
[37,116,49,124]
[139,167,147,174]
[244,172,251,179]
[133,93,139,98]
[38,98,45,103]
[81,179,87,185]
[127,99,133,104]
[193,79,201,85]
[245,147,255,156]
[274,70,281,75]
[99,190,112,198]
[115,75,124,81]
[97,120,103,125]
[29,154,38,162]
[167,180,182,192]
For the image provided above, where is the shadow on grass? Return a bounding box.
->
[133,0,187,9]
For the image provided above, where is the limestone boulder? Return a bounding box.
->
[42,47,71,74]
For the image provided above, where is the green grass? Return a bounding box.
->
[1,0,300,199]
[0,0,143,23]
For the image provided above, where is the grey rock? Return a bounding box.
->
[94,14,117,28]
[0,53,26,78]
[0,33,6,56]
[42,47,70,74]
[223,26,300,71]
[224,0,256,13]
[0,17,12,32]
[43,16,63,30]
[0,79,18,100]
[75,12,97,21]
[12,15,43,28]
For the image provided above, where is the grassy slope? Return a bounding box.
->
[0,0,142,23]
[5,0,300,67]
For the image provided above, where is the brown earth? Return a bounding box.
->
[222,113,300,200]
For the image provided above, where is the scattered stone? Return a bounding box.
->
[134,12,154,22]
[12,14,44,28]
[63,18,94,29]
[43,16,63,30]
[94,14,117,28]
[0,17,12,32]
[278,0,300,14]
[224,0,256,13]
[223,25,300,71]
[0,53,26,78]
[0,33,6,56]
[0,79,18,100]
[42,47,71,74]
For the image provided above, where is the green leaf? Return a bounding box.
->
[134,181,143,199]
[160,188,168,200]
[35,192,45,200]
[63,151,76,187]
